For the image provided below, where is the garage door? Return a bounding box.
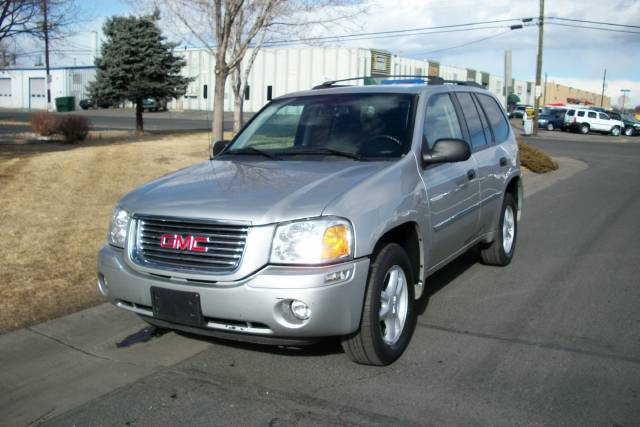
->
[29,77,46,110]
[0,79,11,108]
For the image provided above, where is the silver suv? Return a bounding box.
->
[98,77,522,365]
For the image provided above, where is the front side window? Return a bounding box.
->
[227,93,416,159]
[456,92,487,149]
[422,94,463,151]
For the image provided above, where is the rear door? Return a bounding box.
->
[421,92,479,267]
[473,92,512,236]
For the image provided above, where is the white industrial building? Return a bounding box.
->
[0,66,95,110]
[0,46,536,112]
[171,46,534,113]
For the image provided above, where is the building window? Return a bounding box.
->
[267,85,272,101]
[244,85,250,101]
[203,84,208,99]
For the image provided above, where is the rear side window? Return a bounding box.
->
[567,110,575,116]
[577,111,585,117]
[456,92,487,149]
[476,94,510,143]
[423,94,463,151]
[588,112,597,118]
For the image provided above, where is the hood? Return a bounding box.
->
[119,159,391,225]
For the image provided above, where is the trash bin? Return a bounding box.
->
[55,96,76,112]
[523,117,533,135]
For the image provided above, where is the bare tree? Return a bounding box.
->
[0,0,76,43]
[155,0,364,144]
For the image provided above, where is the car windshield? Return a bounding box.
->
[225,93,416,160]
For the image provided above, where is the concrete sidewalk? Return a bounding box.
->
[0,157,587,426]
[0,304,211,426]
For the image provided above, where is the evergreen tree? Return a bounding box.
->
[89,12,191,132]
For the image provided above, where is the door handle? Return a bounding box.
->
[499,157,508,167]
[467,169,476,180]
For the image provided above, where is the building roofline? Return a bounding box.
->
[0,65,96,71]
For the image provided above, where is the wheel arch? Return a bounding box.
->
[505,175,523,221]
[372,221,424,298]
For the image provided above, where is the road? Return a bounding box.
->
[0,108,242,133]
[30,136,640,425]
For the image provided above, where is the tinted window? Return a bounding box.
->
[477,94,509,143]
[588,112,597,118]
[567,109,575,116]
[456,92,487,149]
[599,113,609,120]
[423,94,463,150]
[577,111,585,117]
[229,94,415,158]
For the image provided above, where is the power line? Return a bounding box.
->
[546,22,640,34]
[262,17,533,47]
[408,29,516,57]
[547,16,640,29]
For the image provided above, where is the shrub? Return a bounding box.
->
[57,115,90,143]
[518,141,558,173]
[30,112,59,136]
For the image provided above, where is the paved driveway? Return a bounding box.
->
[33,137,639,426]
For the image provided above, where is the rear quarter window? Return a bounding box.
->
[476,94,510,143]
[567,110,575,116]
[577,111,585,117]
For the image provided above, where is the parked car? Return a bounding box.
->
[606,111,639,136]
[512,105,528,119]
[98,77,522,366]
[79,98,95,110]
[142,97,168,112]
[564,108,625,135]
[537,108,566,131]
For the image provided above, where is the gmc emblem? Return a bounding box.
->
[160,234,208,252]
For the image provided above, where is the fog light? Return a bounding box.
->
[97,273,109,297]
[290,300,311,320]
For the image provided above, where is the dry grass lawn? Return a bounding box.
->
[0,132,219,333]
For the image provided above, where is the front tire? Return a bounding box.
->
[479,193,517,266]
[624,127,634,136]
[341,243,416,366]
[546,123,554,131]
[580,124,590,134]
[610,126,620,136]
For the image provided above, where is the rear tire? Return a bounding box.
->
[580,124,590,134]
[341,243,416,366]
[546,123,554,131]
[479,193,517,266]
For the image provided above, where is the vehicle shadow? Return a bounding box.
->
[414,248,479,316]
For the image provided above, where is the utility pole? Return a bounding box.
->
[600,69,607,108]
[543,71,548,105]
[42,0,52,112]
[532,0,544,135]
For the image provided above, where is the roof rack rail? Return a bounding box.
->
[441,80,485,88]
[312,75,445,90]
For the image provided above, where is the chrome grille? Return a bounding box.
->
[133,216,248,273]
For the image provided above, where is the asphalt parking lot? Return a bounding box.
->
[0,132,636,426]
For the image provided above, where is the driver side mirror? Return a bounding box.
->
[211,140,230,158]
[422,138,471,167]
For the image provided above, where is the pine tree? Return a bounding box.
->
[89,12,191,132]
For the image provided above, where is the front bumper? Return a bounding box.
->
[98,245,369,343]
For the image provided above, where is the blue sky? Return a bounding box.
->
[17,0,640,107]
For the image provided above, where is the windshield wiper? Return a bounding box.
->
[224,147,279,160]
[279,147,363,161]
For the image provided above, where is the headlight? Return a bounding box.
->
[108,207,130,248]
[270,217,353,265]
